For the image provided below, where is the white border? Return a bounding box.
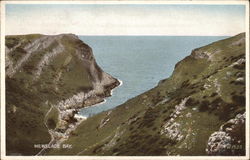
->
[0,1,249,160]
[1,0,6,158]
[1,0,249,5]
[245,1,249,159]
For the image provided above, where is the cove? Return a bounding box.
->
[78,36,228,117]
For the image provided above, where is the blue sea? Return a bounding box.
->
[78,36,228,117]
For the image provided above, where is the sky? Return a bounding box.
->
[5,4,246,36]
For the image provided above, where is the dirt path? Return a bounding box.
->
[35,106,54,156]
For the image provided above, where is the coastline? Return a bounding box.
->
[110,79,123,96]
[75,78,123,118]
[40,78,122,155]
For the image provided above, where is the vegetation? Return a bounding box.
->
[6,33,245,156]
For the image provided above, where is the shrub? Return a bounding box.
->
[198,100,209,112]
[232,95,245,106]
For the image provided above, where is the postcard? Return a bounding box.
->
[1,0,249,160]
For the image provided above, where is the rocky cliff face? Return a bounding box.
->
[47,33,245,156]
[5,34,120,155]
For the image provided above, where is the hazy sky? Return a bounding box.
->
[5,4,246,36]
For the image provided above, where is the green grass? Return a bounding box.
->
[6,77,51,155]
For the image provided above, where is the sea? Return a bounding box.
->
[78,36,228,117]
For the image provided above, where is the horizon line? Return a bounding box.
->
[6,33,244,37]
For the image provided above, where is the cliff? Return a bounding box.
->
[5,34,120,155]
[47,33,246,156]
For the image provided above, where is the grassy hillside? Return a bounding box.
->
[48,33,246,156]
[6,34,119,155]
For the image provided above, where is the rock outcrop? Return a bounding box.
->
[206,112,245,155]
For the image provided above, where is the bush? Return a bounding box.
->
[186,98,200,106]
[47,118,56,129]
[198,100,209,112]
[232,95,245,106]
